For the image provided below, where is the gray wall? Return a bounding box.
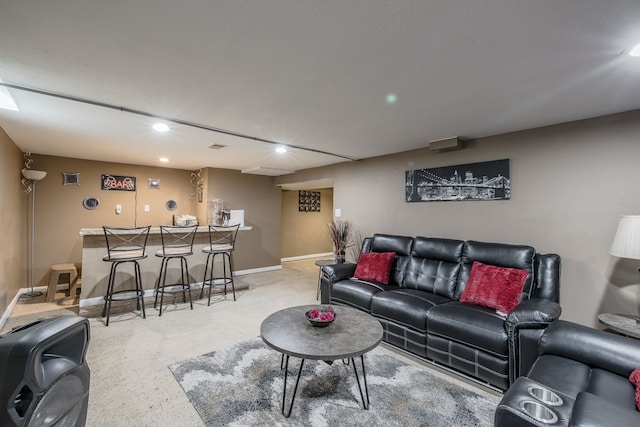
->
[277,110,640,327]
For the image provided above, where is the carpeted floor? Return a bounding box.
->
[170,338,499,426]
[3,258,501,426]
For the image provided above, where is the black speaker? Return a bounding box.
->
[0,316,90,427]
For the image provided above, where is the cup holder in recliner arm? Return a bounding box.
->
[519,400,559,424]
[528,386,563,406]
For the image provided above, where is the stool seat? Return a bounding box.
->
[47,263,79,302]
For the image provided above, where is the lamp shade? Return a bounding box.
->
[21,168,47,181]
[610,215,640,259]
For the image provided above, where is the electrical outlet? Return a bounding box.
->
[144,204,150,212]
[115,204,122,215]
[334,208,342,218]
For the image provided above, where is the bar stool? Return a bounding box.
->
[154,225,198,316]
[102,225,151,326]
[46,263,79,302]
[200,224,240,305]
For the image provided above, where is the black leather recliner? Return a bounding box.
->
[320,233,562,391]
[495,320,640,426]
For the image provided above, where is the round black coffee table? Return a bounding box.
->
[260,304,383,417]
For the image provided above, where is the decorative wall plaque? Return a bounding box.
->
[62,172,80,185]
[82,197,100,210]
[148,178,160,189]
[298,190,321,212]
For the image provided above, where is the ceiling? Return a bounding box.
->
[1,1,639,176]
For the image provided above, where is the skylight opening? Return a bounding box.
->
[0,80,18,111]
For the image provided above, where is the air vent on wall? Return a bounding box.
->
[428,136,464,152]
[208,143,226,149]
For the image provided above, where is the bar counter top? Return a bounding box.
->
[79,225,252,236]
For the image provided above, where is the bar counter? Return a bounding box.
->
[79,226,252,308]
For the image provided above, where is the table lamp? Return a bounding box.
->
[610,215,640,322]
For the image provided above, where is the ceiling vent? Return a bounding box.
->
[208,143,226,149]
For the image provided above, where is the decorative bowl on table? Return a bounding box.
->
[304,306,336,327]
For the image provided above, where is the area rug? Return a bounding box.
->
[169,338,499,426]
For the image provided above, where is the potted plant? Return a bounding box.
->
[327,220,355,263]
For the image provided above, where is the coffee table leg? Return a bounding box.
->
[281,354,305,418]
[350,355,370,409]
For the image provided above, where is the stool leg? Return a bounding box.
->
[208,253,218,306]
[134,260,146,319]
[181,257,193,310]
[158,257,169,316]
[200,253,211,301]
[154,257,166,309]
[103,261,119,326]
[227,252,236,301]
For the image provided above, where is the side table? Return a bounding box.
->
[314,259,336,300]
[597,313,640,339]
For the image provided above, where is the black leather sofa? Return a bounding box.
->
[495,320,640,426]
[320,233,562,391]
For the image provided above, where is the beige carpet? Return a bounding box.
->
[2,258,500,426]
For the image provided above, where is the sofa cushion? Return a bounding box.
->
[459,261,528,314]
[403,237,464,299]
[630,367,640,410]
[457,240,535,300]
[371,289,452,332]
[426,301,508,355]
[331,279,396,311]
[352,251,395,284]
[369,234,414,286]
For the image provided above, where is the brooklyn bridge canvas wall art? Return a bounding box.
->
[406,159,510,202]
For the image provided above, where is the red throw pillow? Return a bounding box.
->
[460,261,529,314]
[629,367,640,410]
[352,252,396,285]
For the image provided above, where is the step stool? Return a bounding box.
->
[47,263,79,302]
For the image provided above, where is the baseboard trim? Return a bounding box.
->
[281,252,333,262]
[0,286,48,332]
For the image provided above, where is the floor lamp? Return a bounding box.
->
[22,168,47,298]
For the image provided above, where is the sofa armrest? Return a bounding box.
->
[539,320,640,377]
[319,263,357,304]
[506,298,562,333]
[569,392,640,427]
[506,298,562,383]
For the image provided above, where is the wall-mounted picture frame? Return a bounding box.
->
[166,200,178,211]
[298,190,321,212]
[406,159,510,202]
[62,172,80,185]
[148,178,160,189]
[82,197,100,210]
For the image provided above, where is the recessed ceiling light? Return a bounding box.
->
[386,93,397,104]
[276,146,287,154]
[630,42,640,57]
[153,123,169,132]
[159,157,169,163]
